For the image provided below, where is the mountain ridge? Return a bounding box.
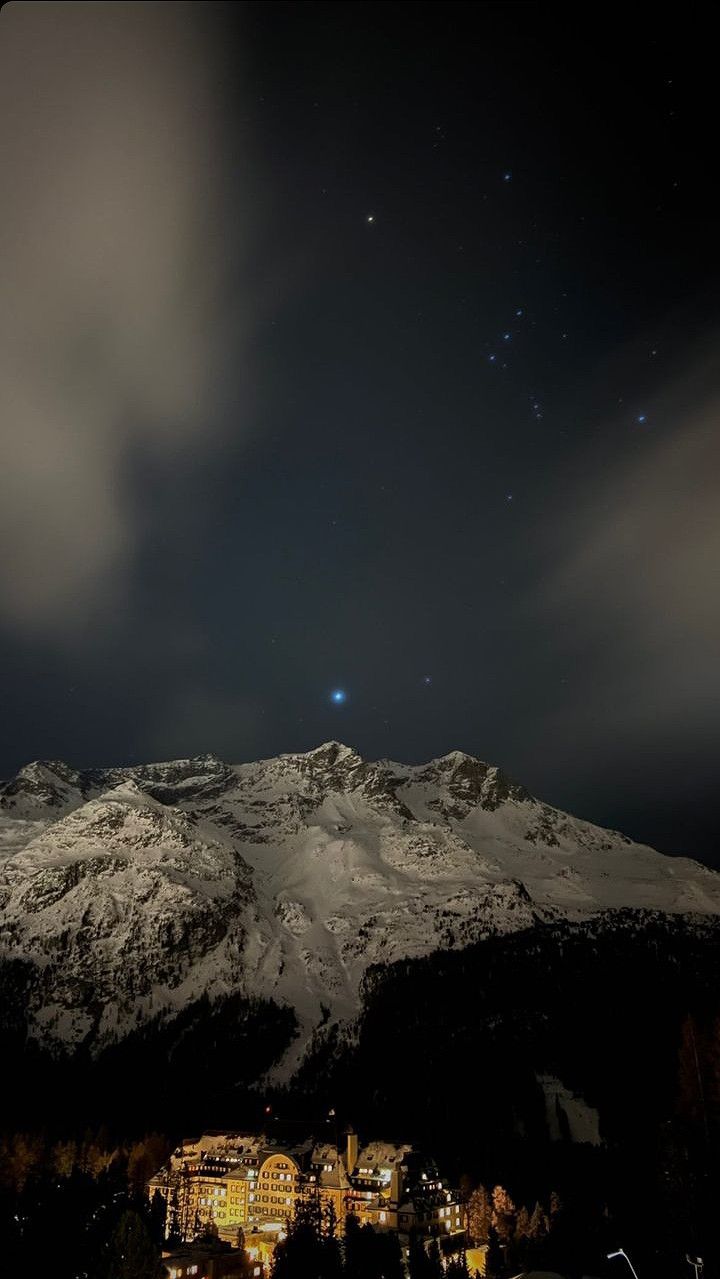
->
[2,742,719,1080]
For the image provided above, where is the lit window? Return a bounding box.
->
[379,1211,387,1223]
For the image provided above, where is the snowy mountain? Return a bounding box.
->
[1,742,719,1080]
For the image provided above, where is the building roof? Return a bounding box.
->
[356,1141,412,1169]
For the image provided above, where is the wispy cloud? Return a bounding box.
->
[531,351,720,756]
[0,2,243,630]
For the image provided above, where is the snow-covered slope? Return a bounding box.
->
[1,742,719,1075]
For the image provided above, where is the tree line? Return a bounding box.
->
[0,1129,170,1278]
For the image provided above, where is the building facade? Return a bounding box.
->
[148,1128,463,1250]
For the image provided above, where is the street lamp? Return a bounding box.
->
[686,1256,703,1279]
[608,1249,640,1279]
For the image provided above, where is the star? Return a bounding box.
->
[503,171,512,182]
[330,688,347,705]
[506,493,514,502]
[422,675,432,686]
[515,309,524,318]
[365,213,375,224]
[637,413,648,424]
[489,353,497,363]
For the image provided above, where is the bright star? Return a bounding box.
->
[515,309,524,317]
[330,688,347,705]
[503,171,512,182]
[489,353,497,363]
[503,332,511,341]
[366,213,375,224]
[422,675,432,686]
[637,414,647,424]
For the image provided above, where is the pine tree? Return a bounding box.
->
[104,1209,164,1279]
[467,1185,493,1244]
[678,1013,710,1137]
[323,1197,339,1240]
[485,1225,504,1278]
[127,1135,170,1195]
[2,1132,44,1192]
[408,1233,431,1278]
[512,1205,536,1270]
[426,1238,444,1278]
[52,1139,78,1177]
[272,1189,340,1279]
[376,1229,405,1279]
[491,1186,516,1244]
[343,1213,364,1279]
[515,1206,530,1241]
[528,1202,549,1242]
[321,1199,343,1279]
[149,1190,166,1246]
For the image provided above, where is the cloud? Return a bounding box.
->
[0,2,241,630]
[531,352,720,754]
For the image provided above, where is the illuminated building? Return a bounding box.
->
[148,1127,463,1250]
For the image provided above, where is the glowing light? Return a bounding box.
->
[330,689,347,705]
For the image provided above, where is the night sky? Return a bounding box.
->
[1,2,719,862]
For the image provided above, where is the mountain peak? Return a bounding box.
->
[305,741,362,762]
[283,742,364,774]
[2,743,719,1075]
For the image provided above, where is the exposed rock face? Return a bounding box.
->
[2,742,719,1077]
